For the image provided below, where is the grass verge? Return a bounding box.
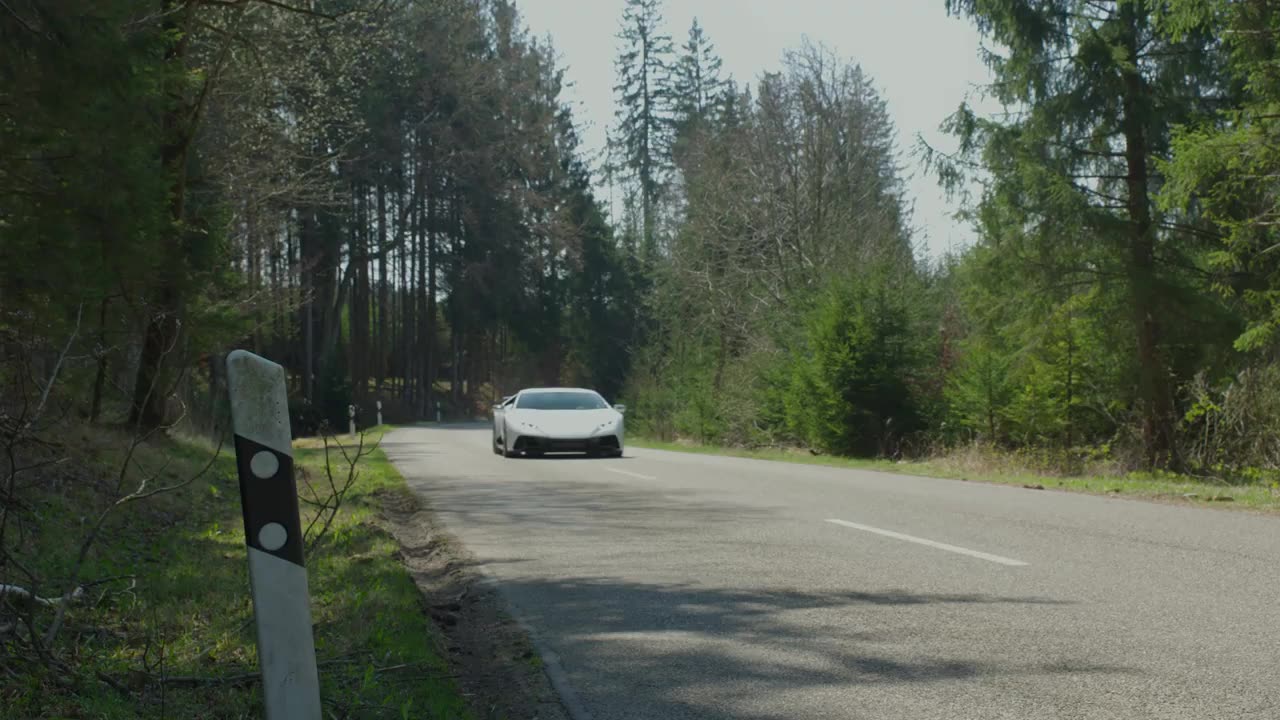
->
[628,437,1280,513]
[5,424,470,719]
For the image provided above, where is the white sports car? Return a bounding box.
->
[492,388,625,458]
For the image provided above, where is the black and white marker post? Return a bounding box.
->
[226,350,322,720]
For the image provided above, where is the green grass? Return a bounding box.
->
[4,424,469,719]
[629,437,1280,512]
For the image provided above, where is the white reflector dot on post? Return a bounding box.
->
[258,522,288,551]
[250,450,280,479]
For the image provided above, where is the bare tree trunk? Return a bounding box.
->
[285,213,297,386]
[415,159,428,417]
[449,197,462,417]
[713,326,727,392]
[1120,6,1179,471]
[425,182,438,419]
[130,0,212,429]
[377,179,388,394]
[90,296,111,423]
[130,296,180,429]
[401,156,413,404]
[351,184,370,406]
[248,203,261,355]
[130,143,186,427]
[272,217,284,364]
[301,210,318,403]
[1065,311,1074,449]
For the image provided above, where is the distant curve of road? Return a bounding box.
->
[383,424,1280,720]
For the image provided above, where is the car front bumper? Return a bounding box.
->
[512,434,622,453]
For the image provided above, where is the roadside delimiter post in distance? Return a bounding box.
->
[226,350,322,719]
[348,403,356,436]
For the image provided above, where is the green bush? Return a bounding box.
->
[1180,366,1280,482]
[784,274,922,456]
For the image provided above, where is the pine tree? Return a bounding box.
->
[612,0,674,261]
[670,18,727,144]
[935,0,1226,469]
[1161,0,1280,353]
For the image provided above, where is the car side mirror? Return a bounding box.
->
[613,404,626,414]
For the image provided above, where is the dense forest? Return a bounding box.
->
[619,0,1280,482]
[1,0,636,442]
[5,0,1280,480]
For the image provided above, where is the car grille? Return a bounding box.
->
[514,435,619,452]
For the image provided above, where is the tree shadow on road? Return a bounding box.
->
[392,473,778,533]
[487,574,1134,719]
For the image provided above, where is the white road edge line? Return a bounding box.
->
[824,519,1028,567]
[604,467,657,481]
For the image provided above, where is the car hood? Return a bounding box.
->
[505,408,621,438]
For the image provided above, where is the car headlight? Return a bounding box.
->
[592,419,621,436]
[518,421,543,434]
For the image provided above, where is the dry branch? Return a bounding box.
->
[42,429,225,649]
[301,427,383,553]
[0,584,84,609]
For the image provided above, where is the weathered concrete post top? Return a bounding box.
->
[225,350,321,720]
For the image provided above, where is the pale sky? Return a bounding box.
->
[517,0,999,259]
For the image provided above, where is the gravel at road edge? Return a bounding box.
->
[379,487,573,720]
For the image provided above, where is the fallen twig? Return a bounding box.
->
[0,584,84,609]
[94,576,138,608]
[159,671,261,687]
[81,574,137,590]
[29,303,83,431]
[96,670,133,696]
[138,660,454,688]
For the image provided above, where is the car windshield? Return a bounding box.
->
[516,392,608,410]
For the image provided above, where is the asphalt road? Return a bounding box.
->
[383,425,1280,720]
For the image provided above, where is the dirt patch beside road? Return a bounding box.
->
[380,487,573,720]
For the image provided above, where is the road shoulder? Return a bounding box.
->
[380,483,573,720]
[628,437,1280,514]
